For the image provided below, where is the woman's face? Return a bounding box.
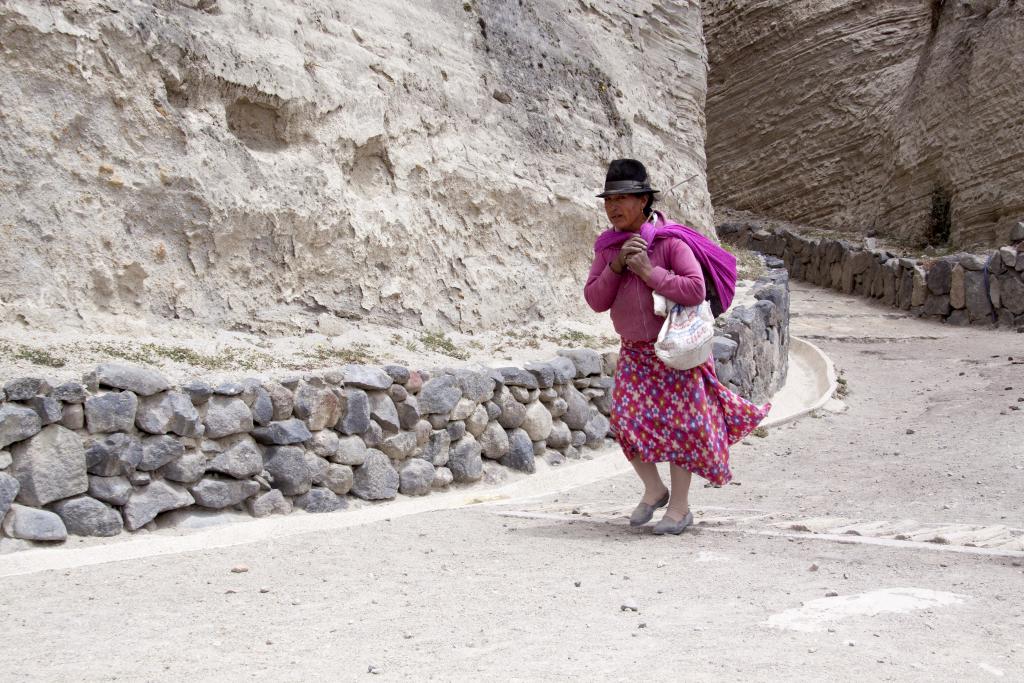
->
[603,193,648,232]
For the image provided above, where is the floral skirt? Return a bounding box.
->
[610,339,771,486]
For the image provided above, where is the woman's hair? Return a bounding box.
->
[643,192,656,217]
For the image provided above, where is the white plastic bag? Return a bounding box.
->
[652,293,715,370]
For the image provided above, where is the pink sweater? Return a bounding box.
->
[584,237,706,342]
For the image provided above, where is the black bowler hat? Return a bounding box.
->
[596,158,660,198]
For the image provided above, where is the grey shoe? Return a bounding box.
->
[629,491,670,527]
[652,509,694,535]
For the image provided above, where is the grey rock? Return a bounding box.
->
[181,380,214,405]
[207,435,263,478]
[571,430,587,448]
[129,471,152,486]
[85,433,143,476]
[139,435,185,471]
[0,404,43,448]
[923,293,953,317]
[136,391,201,436]
[368,391,400,432]
[926,259,953,295]
[122,480,194,531]
[431,466,454,489]
[316,464,354,495]
[0,450,10,470]
[381,431,418,461]
[159,450,207,484]
[495,387,527,429]
[592,390,614,417]
[250,388,274,426]
[246,489,292,518]
[556,349,602,377]
[251,419,312,445]
[450,397,477,421]
[51,496,123,537]
[547,356,577,384]
[388,384,409,403]
[361,421,384,449]
[351,449,399,500]
[399,458,435,496]
[10,425,87,506]
[91,363,170,397]
[280,376,302,391]
[964,271,993,321]
[447,368,496,401]
[0,471,18,518]
[484,401,501,420]
[446,421,467,441]
[202,396,253,439]
[549,398,568,419]
[214,382,244,396]
[188,477,260,509]
[525,362,556,389]
[538,388,558,403]
[87,475,133,506]
[262,381,294,421]
[396,396,421,430]
[2,503,66,541]
[500,428,535,473]
[417,430,451,467]
[383,365,411,384]
[713,337,738,361]
[547,420,571,449]
[294,487,344,513]
[59,403,84,431]
[478,421,509,460]
[448,435,483,483]
[415,419,432,446]
[343,364,393,391]
[466,404,488,438]
[545,451,565,466]
[1001,276,1024,314]
[427,413,449,429]
[532,440,546,456]
[521,401,553,441]
[562,385,591,430]
[308,429,340,459]
[417,375,462,415]
[1011,222,1024,243]
[3,377,51,402]
[959,254,986,271]
[263,446,314,496]
[495,367,538,389]
[602,352,619,376]
[335,388,371,435]
[24,397,60,423]
[332,435,368,466]
[583,412,611,446]
[84,391,138,434]
[52,381,88,404]
[293,383,340,432]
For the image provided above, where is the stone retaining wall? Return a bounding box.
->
[720,222,1024,330]
[0,276,789,545]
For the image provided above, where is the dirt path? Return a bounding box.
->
[1,282,1022,681]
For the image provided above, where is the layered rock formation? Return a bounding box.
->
[0,0,712,334]
[705,0,1024,249]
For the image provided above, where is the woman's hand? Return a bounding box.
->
[611,236,647,274]
[625,249,654,280]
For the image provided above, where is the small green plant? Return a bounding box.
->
[0,341,67,368]
[752,426,769,438]
[731,246,767,281]
[420,331,469,360]
[297,343,376,367]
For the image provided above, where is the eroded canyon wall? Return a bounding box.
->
[705,0,1024,249]
[0,0,711,335]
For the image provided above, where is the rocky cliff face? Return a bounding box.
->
[0,0,711,335]
[705,0,1024,249]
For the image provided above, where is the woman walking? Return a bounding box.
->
[584,159,770,535]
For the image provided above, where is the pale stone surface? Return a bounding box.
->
[122,480,194,531]
[0,1,710,335]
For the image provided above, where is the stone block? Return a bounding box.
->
[84,392,138,434]
[51,496,123,537]
[10,425,88,506]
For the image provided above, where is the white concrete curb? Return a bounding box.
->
[761,336,838,429]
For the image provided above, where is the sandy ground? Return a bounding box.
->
[1,282,1023,681]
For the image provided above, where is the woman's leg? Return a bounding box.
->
[665,464,693,520]
[630,459,669,504]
